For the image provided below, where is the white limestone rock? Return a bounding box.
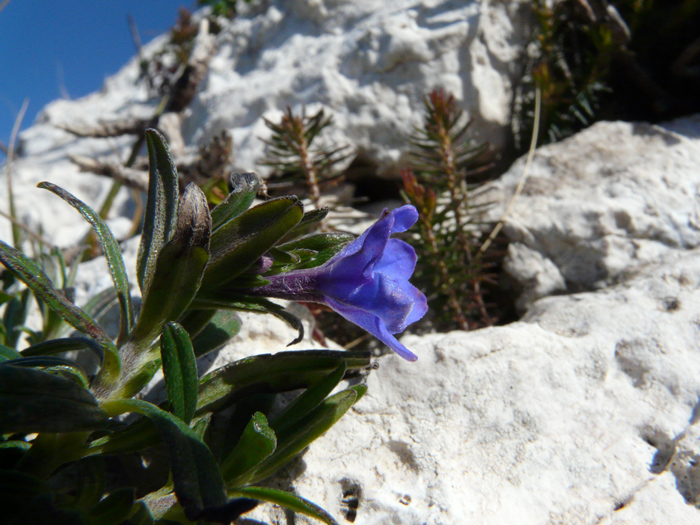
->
[2,0,532,246]
[487,116,700,311]
[238,246,700,525]
[187,0,533,175]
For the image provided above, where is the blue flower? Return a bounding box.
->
[255,205,428,361]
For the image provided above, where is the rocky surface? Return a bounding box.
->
[488,116,700,312]
[3,1,700,524]
[229,116,700,524]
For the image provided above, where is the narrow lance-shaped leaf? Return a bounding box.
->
[220,411,276,486]
[3,356,90,389]
[210,172,261,231]
[196,350,370,415]
[101,398,227,521]
[201,197,304,290]
[129,184,211,348]
[0,240,120,381]
[160,322,198,425]
[269,363,346,434]
[190,309,242,358]
[228,486,339,525]
[0,366,116,433]
[0,344,21,361]
[21,336,104,364]
[191,293,304,346]
[2,288,31,349]
[38,182,134,343]
[250,385,366,484]
[137,129,180,294]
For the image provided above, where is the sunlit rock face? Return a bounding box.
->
[4,0,533,245]
[237,116,700,524]
[183,0,534,176]
[4,1,700,523]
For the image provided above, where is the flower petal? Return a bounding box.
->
[388,205,419,234]
[325,298,418,361]
[373,239,417,281]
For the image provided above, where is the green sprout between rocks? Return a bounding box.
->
[0,130,377,524]
[402,88,498,331]
[261,106,352,210]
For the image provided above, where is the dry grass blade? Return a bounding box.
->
[478,87,541,256]
[5,97,29,248]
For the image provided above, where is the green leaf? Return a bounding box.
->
[0,366,115,433]
[2,356,90,389]
[269,363,346,434]
[196,350,370,416]
[101,398,227,520]
[250,385,366,483]
[87,488,135,525]
[73,457,106,511]
[21,336,104,364]
[221,412,277,486]
[229,486,339,525]
[191,293,304,346]
[278,232,353,254]
[137,129,180,295]
[2,288,30,349]
[38,182,134,343]
[191,309,242,358]
[277,207,332,245]
[86,418,158,457]
[0,343,21,361]
[130,184,211,348]
[160,322,198,425]
[210,172,261,231]
[218,394,276,460]
[0,240,120,382]
[114,356,163,401]
[202,197,304,289]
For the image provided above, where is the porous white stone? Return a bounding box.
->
[185,0,533,175]
[3,2,700,523]
[487,116,700,310]
[238,246,700,525]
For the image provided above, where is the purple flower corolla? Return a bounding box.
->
[256,205,428,361]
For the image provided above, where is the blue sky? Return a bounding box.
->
[0,0,192,150]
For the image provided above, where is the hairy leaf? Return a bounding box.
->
[269,363,346,434]
[210,172,261,231]
[137,129,180,294]
[221,412,276,486]
[250,385,365,483]
[202,197,303,289]
[130,185,211,349]
[229,486,339,525]
[38,182,134,343]
[101,399,227,520]
[0,240,120,382]
[191,310,242,358]
[0,366,115,433]
[196,350,370,415]
[160,323,198,425]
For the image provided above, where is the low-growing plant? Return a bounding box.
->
[517,0,700,148]
[261,106,353,210]
[0,130,427,523]
[402,88,498,331]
